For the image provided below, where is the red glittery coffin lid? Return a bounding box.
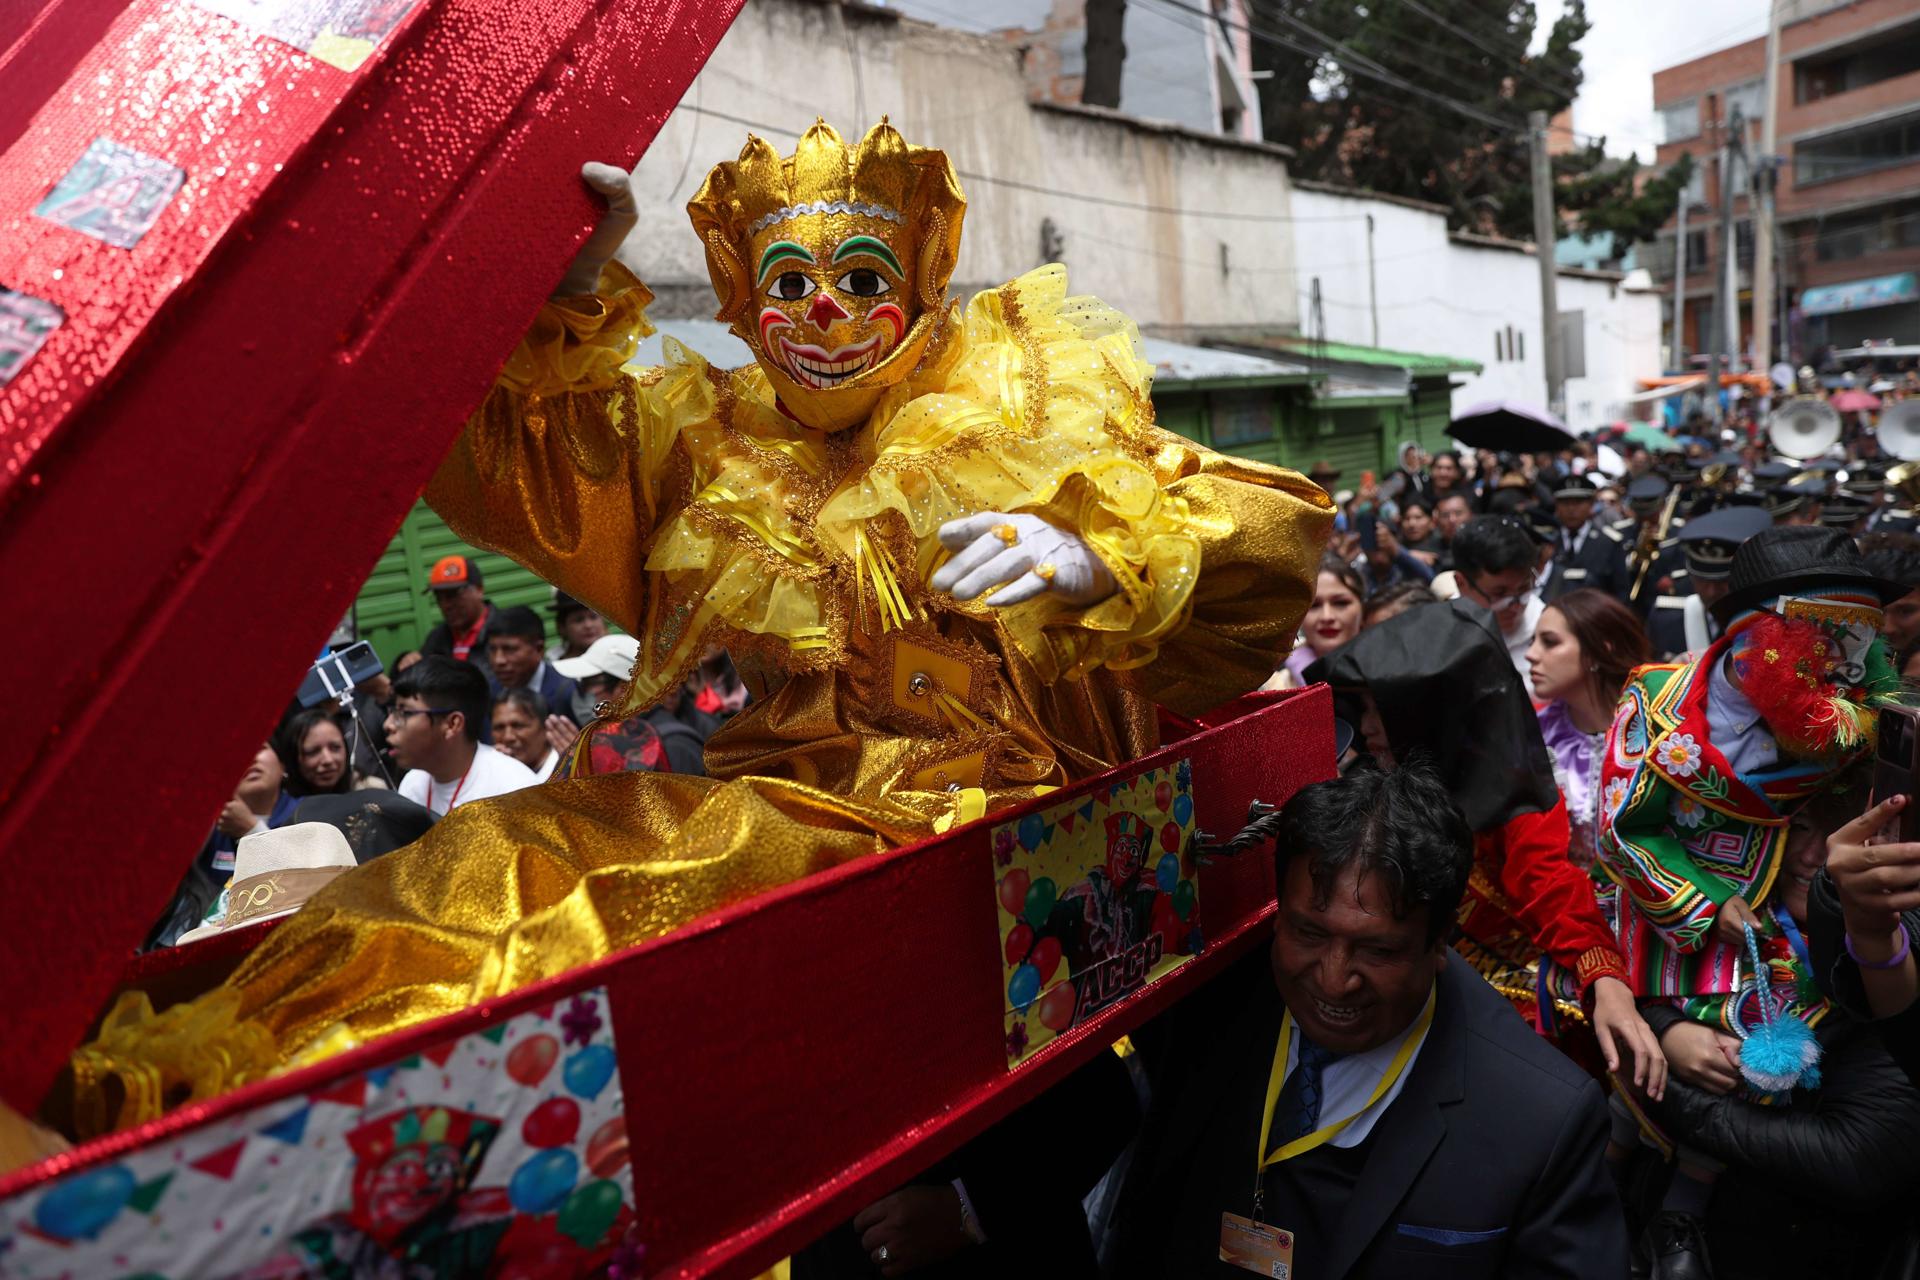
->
[0,0,744,1113]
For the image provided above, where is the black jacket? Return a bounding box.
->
[791,1050,1137,1279]
[1640,994,1920,1278]
[1111,948,1626,1279]
[1806,871,1920,1090]
[1545,522,1631,602]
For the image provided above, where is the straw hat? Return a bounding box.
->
[175,823,357,945]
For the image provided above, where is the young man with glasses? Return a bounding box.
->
[386,656,535,816]
[1450,515,1544,680]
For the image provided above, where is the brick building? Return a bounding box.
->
[1649,0,1920,367]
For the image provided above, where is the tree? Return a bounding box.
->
[1246,0,1683,262]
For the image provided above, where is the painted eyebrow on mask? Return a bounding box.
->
[831,235,903,277]
[755,240,815,286]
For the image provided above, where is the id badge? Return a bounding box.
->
[1220,1212,1294,1278]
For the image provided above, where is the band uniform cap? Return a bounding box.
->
[552,633,640,682]
[1676,503,1767,582]
[1752,460,1795,485]
[175,824,359,944]
[425,554,483,593]
[1819,497,1873,529]
[1711,525,1908,624]
[1553,473,1598,501]
[1627,475,1669,506]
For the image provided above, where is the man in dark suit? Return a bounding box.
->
[1114,764,1626,1279]
[483,604,578,715]
[1644,505,1769,660]
[1544,473,1630,602]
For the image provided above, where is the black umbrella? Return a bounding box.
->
[1449,400,1576,455]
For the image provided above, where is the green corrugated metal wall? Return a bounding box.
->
[355,501,563,666]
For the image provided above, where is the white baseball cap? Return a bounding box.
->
[552,632,639,682]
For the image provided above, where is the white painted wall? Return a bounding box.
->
[622,0,1297,341]
[1289,184,1665,431]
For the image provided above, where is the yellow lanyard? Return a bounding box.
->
[1256,986,1435,1180]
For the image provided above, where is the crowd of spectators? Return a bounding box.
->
[152,554,745,949]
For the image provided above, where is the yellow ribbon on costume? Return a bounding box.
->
[935,689,989,734]
[853,525,916,633]
[69,989,281,1138]
[698,483,821,568]
[1256,986,1435,1173]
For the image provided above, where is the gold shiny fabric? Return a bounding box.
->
[78,258,1329,1128]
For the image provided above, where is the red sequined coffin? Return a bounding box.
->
[0,0,743,1111]
[0,690,1334,1277]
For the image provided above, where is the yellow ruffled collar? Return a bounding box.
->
[619,266,1167,709]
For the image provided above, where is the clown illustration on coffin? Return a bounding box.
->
[73,120,1331,1132]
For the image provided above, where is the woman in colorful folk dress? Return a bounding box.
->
[1313,597,1665,1093]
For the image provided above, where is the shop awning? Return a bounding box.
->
[1800,272,1919,317]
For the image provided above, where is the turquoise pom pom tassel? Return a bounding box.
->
[1737,922,1822,1092]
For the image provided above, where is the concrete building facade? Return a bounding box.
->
[1649,0,1920,366]
[1289,182,1665,432]
[623,0,1297,343]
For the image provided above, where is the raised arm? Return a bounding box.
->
[425,164,715,634]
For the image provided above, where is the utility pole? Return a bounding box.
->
[1753,0,1782,377]
[1671,190,1688,372]
[1365,213,1380,348]
[1705,103,1746,421]
[1529,110,1564,417]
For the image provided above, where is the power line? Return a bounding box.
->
[1072,224,1449,274]
[1143,0,1525,140]
[1393,0,1582,102]
[676,102,1373,224]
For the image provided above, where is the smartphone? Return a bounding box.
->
[296,640,385,708]
[1356,508,1378,553]
[1872,704,1920,844]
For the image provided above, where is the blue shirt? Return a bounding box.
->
[1706,653,1779,777]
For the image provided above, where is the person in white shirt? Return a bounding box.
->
[386,655,536,816]
[1444,514,1544,681]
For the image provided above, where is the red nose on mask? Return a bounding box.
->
[806,291,850,329]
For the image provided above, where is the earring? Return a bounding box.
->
[1589,663,1599,672]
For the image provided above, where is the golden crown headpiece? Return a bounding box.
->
[687,118,966,326]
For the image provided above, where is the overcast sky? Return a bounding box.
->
[1533,0,1770,162]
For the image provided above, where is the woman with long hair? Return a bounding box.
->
[279,708,354,797]
[1526,589,1651,871]
[1270,554,1366,687]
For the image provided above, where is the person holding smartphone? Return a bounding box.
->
[1808,787,1920,1086]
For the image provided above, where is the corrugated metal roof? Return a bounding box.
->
[1139,336,1310,383]
[1246,335,1483,376]
[630,322,1319,388]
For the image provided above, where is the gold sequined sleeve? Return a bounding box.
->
[425,263,716,633]
[1106,434,1333,716]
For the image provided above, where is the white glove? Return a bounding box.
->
[929,512,1118,608]
[552,162,639,298]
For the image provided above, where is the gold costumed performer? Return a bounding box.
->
[75,121,1332,1129]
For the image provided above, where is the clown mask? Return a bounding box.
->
[688,119,966,432]
[750,212,913,393]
